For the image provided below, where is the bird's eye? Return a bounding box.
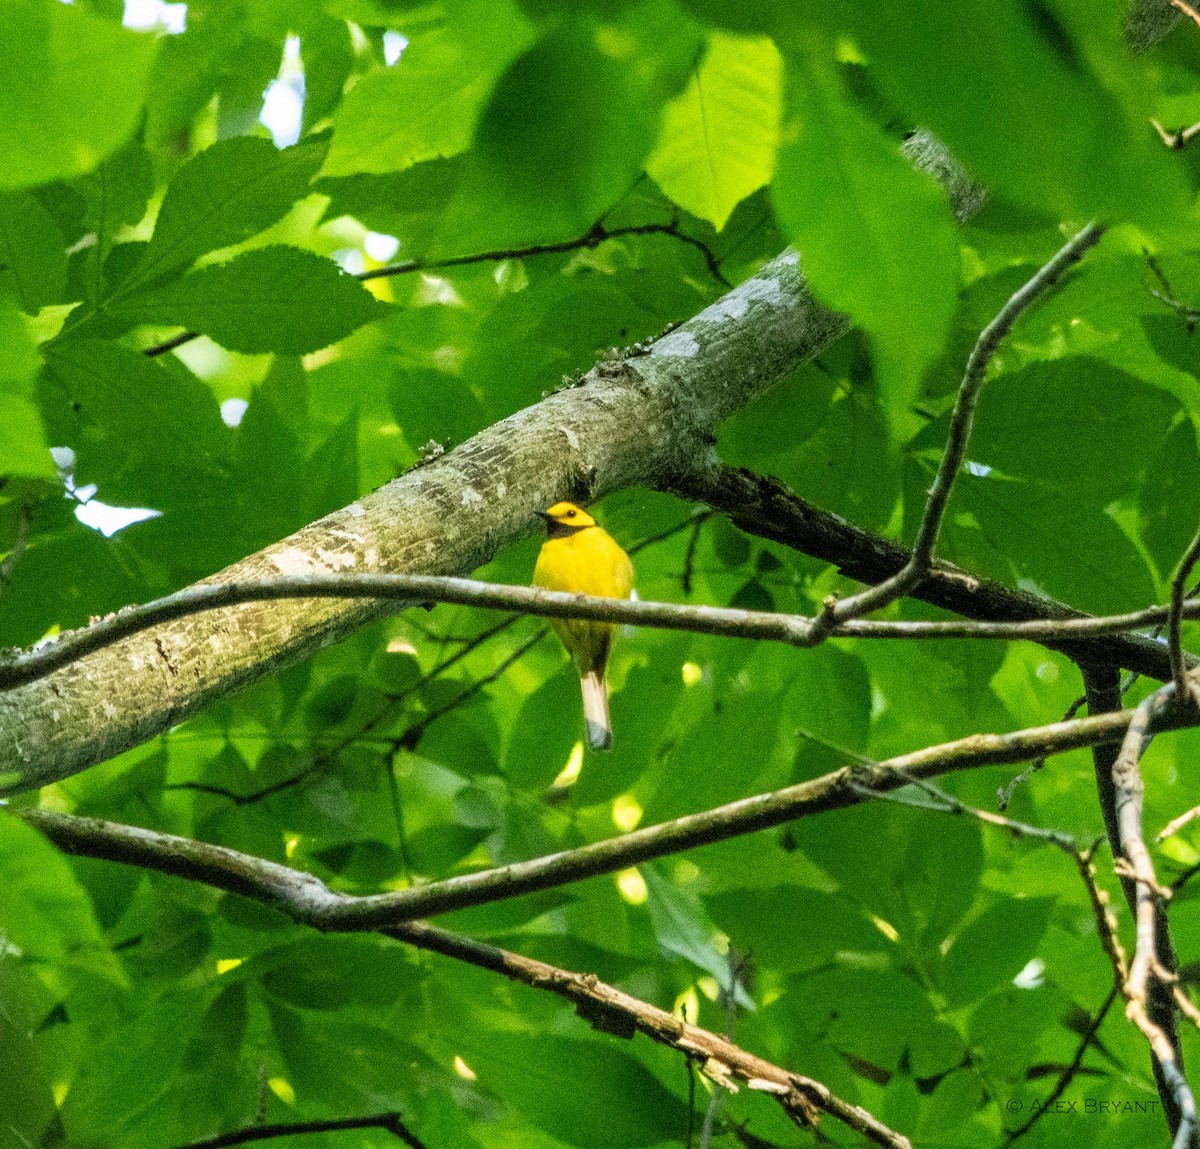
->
[566,509,575,517]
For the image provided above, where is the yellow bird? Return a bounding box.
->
[533,502,634,751]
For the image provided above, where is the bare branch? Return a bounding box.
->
[387,928,909,1148]
[7,569,1200,699]
[13,703,1176,929]
[169,1112,428,1149]
[143,216,732,357]
[1106,682,1199,1145]
[813,221,1105,632]
[7,807,911,1149]
[855,755,1191,1143]
[673,464,1186,683]
[1084,667,1191,1139]
[1169,526,1200,698]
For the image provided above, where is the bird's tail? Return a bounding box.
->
[580,670,612,752]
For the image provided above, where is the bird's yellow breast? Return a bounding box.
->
[533,524,633,674]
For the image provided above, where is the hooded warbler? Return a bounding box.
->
[533,502,633,751]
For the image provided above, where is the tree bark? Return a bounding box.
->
[0,250,848,790]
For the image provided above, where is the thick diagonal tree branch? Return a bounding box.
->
[0,134,999,789]
[0,246,850,788]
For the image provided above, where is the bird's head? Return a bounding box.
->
[538,502,596,536]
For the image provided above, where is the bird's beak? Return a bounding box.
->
[535,511,554,523]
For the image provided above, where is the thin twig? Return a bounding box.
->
[1168,525,1200,699]
[1172,0,1200,28]
[14,703,1174,931]
[1003,985,1121,1146]
[155,516,698,804]
[10,568,1200,695]
[360,220,731,288]
[852,763,1185,1146]
[998,695,1087,810]
[1146,251,1200,330]
[168,1111,428,1149]
[851,768,1130,990]
[395,626,548,750]
[1106,681,1199,1147]
[814,221,1106,634]
[674,463,1189,683]
[1161,805,1200,843]
[143,219,729,357]
[1152,118,1200,150]
[145,330,201,358]
[9,805,908,1149]
[681,512,711,595]
[699,951,745,1149]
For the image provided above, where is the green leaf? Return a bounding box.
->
[0,393,54,480]
[940,897,1054,1007]
[836,0,1189,225]
[0,0,158,190]
[785,642,872,764]
[1141,417,1200,581]
[783,965,933,1075]
[457,10,702,246]
[0,290,51,478]
[647,31,782,230]
[266,1004,428,1113]
[0,810,125,985]
[964,358,1180,505]
[902,809,983,947]
[0,965,57,1149]
[40,339,226,502]
[968,982,1061,1078]
[317,157,465,256]
[643,683,783,822]
[133,137,326,286]
[321,1,535,177]
[772,55,960,413]
[113,246,390,355]
[75,138,155,268]
[775,385,899,532]
[462,1031,689,1148]
[573,652,686,805]
[298,16,357,132]
[144,15,247,150]
[505,671,582,789]
[962,473,1157,615]
[644,866,741,988]
[707,884,887,974]
[0,191,67,312]
[407,823,494,872]
[0,519,154,647]
[388,367,488,452]
[255,936,420,1011]
[58,987,212,1145]
[716,360,838,466]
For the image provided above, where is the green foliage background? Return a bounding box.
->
[4,0,1200,1147]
